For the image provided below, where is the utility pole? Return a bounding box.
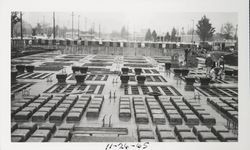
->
[84,17,87,32]
[191,19,194,43]
[133,24,135,42]
[78,15,80,39]
[91,22,95,39]
[235,24,238,38]
[20,11,23,40]
[53,12,55,39]
[99,24,101,39]
[72,12,74,39]
[43,16,45,34]
[235,24,238,50]
[127,24,129,41]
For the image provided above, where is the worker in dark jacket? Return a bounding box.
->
[205,54,213,75]
[218,56,225,70]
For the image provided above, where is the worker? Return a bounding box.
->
[205,54,213,76]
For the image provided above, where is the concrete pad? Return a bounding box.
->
[11,122,18,132]
[11,136,23,142]
[197,132,218,142]
[39,123,56,133]
[159,131,175,140]
[53,130,71,141]
[135,113,149,123]
[137,124,152,131]
[49,112,65,122]
[14,111,32,121]
[67,112,82,122]
[12,129,31,141]
[178,132,196,142]
[26,137,45,142]
[86,108,100,117]
[161,139,177,142]
[58,123,75,131]
[31,129,51,141]
[168,114,183,125]
[152,114,166,124]
[139,131,155,139]
[22,106,37,113]
[18,122,38,133]
[38,107,53,113]
[49,137,68,142]
[211,126,229,136]
[200,115,216,125]
[174,125,190,135]
[184,114,200,125]
[192,125,210,135]
[32,111,49,122]
[217,132,238,142]
[156,125,171,132]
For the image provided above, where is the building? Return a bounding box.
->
[180,34,200,43]
[65,31,95,40]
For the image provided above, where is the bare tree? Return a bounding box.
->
[221,22,235,40]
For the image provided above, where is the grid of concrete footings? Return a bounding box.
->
[11,52,238,142]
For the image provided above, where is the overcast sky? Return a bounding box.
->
[22,12,237,34]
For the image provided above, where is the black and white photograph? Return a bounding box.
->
[0,0,249,149]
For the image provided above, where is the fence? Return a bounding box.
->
[11,39,188,57]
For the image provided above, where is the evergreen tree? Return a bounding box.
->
[196,15,215,42]
[170,27,177,42]
[120,26,128,39]
[145,29,152,41]
[164,32,170,41]
[151,30,157,42]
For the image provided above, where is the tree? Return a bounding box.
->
[170,27,177,42]
[151,30,157,42]
[47,27,53,37]
[55,25,59,37]
[187,28,194,35]
[120,26,128,39]
[34,23,43,35]
[32,28,36,36]
[196,15,215,42]
[145,29,152,41]
[11,12,21,38]
[13,21,32,37]
[110,30,120,40]
[61,26,68,38]
[164,32,170,41]
[221,22,234,40]
[180,27,185,35]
